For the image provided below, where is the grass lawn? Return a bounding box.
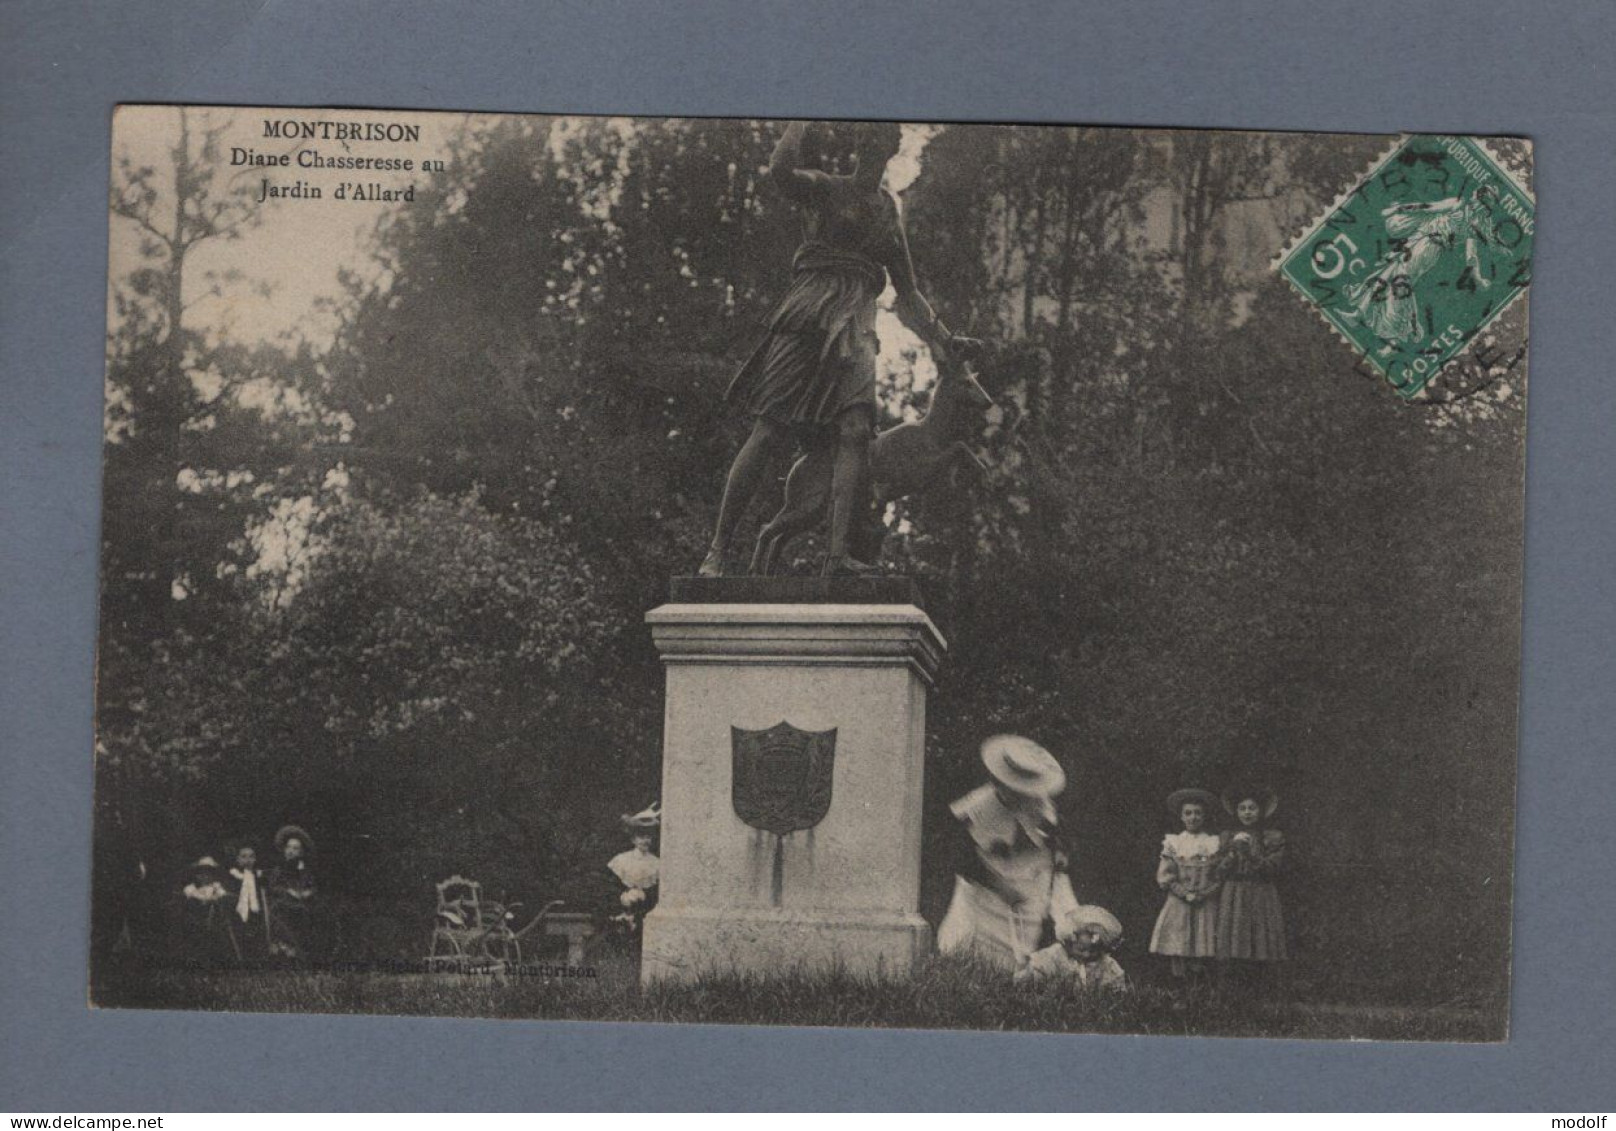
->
[92,950,1503,1042]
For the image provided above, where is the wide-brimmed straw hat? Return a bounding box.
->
[1221,785,1279,820]
[1058,904,1124,947]
[274,825,314,854]
[1165,788,1219,817]
[621,802,662,831]
[981,735,1066,799]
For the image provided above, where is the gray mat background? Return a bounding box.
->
[3,0,1612,1111]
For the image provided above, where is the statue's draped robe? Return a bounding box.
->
[727,178,905,429]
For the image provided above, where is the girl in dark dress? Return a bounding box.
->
[1214,786,1288,988]
[699,120,967,577]
[268,824,317,960]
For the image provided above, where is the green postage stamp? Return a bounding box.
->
[1278,134,1534,399]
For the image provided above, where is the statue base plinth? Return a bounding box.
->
[641,583,944,985]
[640,907,932,983]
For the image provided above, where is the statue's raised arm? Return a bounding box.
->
[767,121,835,204]
[885,197,974,362]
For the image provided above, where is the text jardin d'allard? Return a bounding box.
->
[232,116,443,203]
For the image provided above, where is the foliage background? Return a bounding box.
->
[93,109,1527,1015]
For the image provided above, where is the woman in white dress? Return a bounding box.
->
[607,803,662,932]
[938,735,1074,971]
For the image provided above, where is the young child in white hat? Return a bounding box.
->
[1014,904,1129,992]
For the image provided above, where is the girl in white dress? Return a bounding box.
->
[1149,788,1223,979]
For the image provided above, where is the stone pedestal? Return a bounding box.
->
[640,578,945,984]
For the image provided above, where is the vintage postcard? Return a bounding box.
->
[92,105,1530,1040]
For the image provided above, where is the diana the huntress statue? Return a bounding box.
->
[698,120,974,578]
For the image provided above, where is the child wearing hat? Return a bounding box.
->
[1214,786,1289,974]
[1149,788,1224,978]
[178,856,233,965]
[938,735,1074,971]
[1014,904,1129,992]
[182,856,229,906]
[268,824,316,959]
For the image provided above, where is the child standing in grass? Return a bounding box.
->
[1014,904,1128,991]
[268,824,316,960]
[178,855,233,966]
[1149,788,1223,979]
[1215,786,1289,983]
[225,842,273,961]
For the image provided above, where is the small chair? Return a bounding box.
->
[426,874,560,968]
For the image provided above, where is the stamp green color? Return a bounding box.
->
[1278,135,1533,399]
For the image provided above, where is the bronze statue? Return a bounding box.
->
[698,120,971,578]
[749,348,994,576]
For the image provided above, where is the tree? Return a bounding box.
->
[191,488,625,903]
[95,108,330,956]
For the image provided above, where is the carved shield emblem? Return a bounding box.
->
[731,721,837,836]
